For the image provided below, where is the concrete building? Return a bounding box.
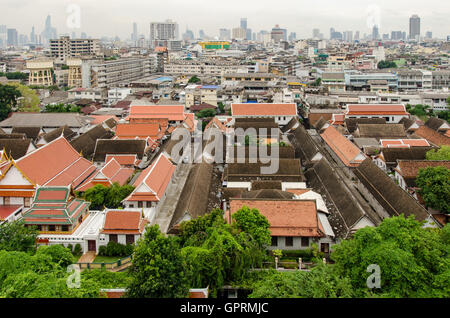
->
[150,20,179,48]
[184,85,218,109]
[409,15,421,40]
[50,36,101,59]
[232,27,246,40]
[271,25,287,42]
[396,69,432,91]
[26,59,54,86]
[107,87,132,105]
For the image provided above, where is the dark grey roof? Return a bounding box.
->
[354,158,429,221]
[0,113,89,128]
[381,147,433,164]
[345,118,386,134]
[11,126,41,140]
[70,125,114,158]
[425,117,448,132]
[93,139,147,162]
[356,124,407,139]
[0,138,32,159]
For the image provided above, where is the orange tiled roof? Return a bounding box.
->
[102,211,145,234]
[397,160,450,179]
[380,139,430,148]
[105,154,137,166]
[321,126,365,167]
[232,103,297,116]
[15,136,97,187]
[229,199,324,237]
[414,125,450,146]
[128,105,185,122]
[346,104,408,116]
[115,123,161,139]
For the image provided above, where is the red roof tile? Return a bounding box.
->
[321,126,365,167]
[232,103,297,116]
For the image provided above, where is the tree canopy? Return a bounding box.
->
[7,83,41,112]
[44,103,81,113]
[126,225,189,298]
[0,84,21,121]
[82,183,135,210]
[0,220,38,253]
[195,108,217,118]
[416,166,450,213]
[426,146,450,161]
[377,60,397,69]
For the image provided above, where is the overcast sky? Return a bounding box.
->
[2,0,450,39]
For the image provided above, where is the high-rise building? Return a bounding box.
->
[382,34,390,41]
[313,29,320,39]
[372,25,380,40]
[30,26,36,44]
[343,31,353,42]
[426,31,432,39]
[7,28,18,46]
[0,25,7,48]
[354,31,360,41]
[50,36,101,59]
[330,28,335,39]
[81,32,87,39]
[391,31,403,41]
[150,20,179,47]
[240,18,247,30]
[288,32,296,42]
[409,15,420,40]
[41,15,57,45]
[232,27,246,40]
[131,22,138,42]
[199,30,206,40]
[219,28,231,41]
[271,25,287,42]
[183,27,195,41]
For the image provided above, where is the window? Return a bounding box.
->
[146,202,152,208]
[24,197,31,208]
[109,234,118,243]
[62,225,69,232]
[48,225,56,232]
[285,237,293,247]
[138,201,143,208]
[4,197,10,205]
[126,235,135,245]
[301,237,309,247]
[320,243,330,253]
[271,236,278,247]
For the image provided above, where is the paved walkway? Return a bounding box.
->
[77,251,96,264]
[152,163,192,234]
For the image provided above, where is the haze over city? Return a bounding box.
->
[2,0,450,39]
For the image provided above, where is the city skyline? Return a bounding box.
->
[1,0,449,40]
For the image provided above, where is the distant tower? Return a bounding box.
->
[132,22,138,42]
[409,15,421,40]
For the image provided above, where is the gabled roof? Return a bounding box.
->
[40,125,76,143]
[345,118,386,134]
[15,136,97,188]
[231,103,297,117]
[125,153,176,202]
[0,113,89,128]
[396,160,450,182]
[425,117,450,132]
[229,199,325,237]
[22,186,90,225]
[354,159,430,221]
[93,139,147,162]
[380,146,433,164]
[380,139,430,148]
[414,125,450,146]
[225,159,305,182]
[346,104,408,116]
[101,210,147,234]
[105,154,138,166]
[11,126,41,140]
[321,126,365,167]
[128,105,186,121]
[70,124,114,157]
[0,138,33,160]
[115,123,161,139]
[356,124,407,139]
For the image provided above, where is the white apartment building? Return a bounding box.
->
[150,20,179,47]
[107,87,132,105]
[50,36,101,60]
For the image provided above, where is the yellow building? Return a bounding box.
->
[198,41,231,50]
[26,59,54,86]
[67,58,82,88]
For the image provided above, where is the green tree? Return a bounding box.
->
[8,82,41,112]
[331,216,450,297]
[127,225,189,298]
[416,166,450,213]
[83,183,134,210]
[35,245,75,268]
[196,108,217,118]
[218,102,225,114]
[0,220,38,253]
[426,146,450,161]
[232,205,271,247]
[188,76,201,83]
[377,60,397,69]
[0,84,21,120]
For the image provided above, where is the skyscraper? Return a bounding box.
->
[372,25,380,40]
[132,22,138,42]
[41,15,57,45]
[0,25,7,48]
[240,18,247,30]
[409,15,420,40]
[7,28,18,46]
[271,25,287,42]
[313,29,320,39]
[219,28,231,41]
[150,20,179,47]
